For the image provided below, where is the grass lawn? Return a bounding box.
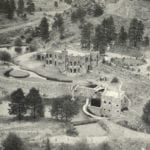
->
[76,123,107,137]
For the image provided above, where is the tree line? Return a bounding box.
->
[0,0,35,19]
[80,16,149,54]
[9,88,79,122]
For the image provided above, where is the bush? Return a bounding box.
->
[66,125,78,137]
[0,51,11,62]
[111,77,119,83]
[94,4,103,17]
[64,0,72,5]
[71,8,86,22]
[14,38,22,46]
[15,47,22,53]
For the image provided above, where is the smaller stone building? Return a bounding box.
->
[37,47,100,74]
[88,83,129,117]
[72,81,129,118]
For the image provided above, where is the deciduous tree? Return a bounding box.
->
[51,96,79,121]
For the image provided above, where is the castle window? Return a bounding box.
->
[109,102,111,104]
[70,69,72,73]
[74,62,76,66]
[50,60,52,64]
[74,69,76,73]
[50,54,52,58]
[104,101,106,104]
[70,62,72,65]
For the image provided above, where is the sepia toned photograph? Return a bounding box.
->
[0,0,150,149]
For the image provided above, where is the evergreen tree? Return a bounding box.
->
[9,88,26,120]
[118,26,128,45]
[39,17,49,40]
[45,139,52,150]
[93,24,107,54]
[81,23,93,49]
[10,0,16,11]
[142,100,150,124]
[2,133,25,150]
[54,1,58,7]
[102,16,116,44]
[26,0,35,14]
[0,51,11,63]
[128,18,144,47]
[26,88,44,119]
[53,14,63,30]
[17,0,24,15]
[143,36,149,47]
[94,4,103,17]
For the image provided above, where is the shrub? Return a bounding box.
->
[64,0,72,5]
[0,51,11,63]
[111,77,119,83]
[66,125,78,137]
[15,47,22,53]
[94,4,103,17]
[14,38,22,46]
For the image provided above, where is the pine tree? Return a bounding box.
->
[94,4,103,17]
[17,0,24,15]
[102,16,116,44]
[128,18,144,47]
[118,26,128,45]
[39,17,49,40]
[45,139,52,150]
[53,14,63,30]
[81,23,93,49]
[26,0,35,14]
[26,88,44,119]
[93,24,107,54]
[143,36,149,47]
[2,133,25,150]
[9,88,26,120]
[142,100,150,124]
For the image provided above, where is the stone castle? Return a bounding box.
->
[37,46,100,74]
